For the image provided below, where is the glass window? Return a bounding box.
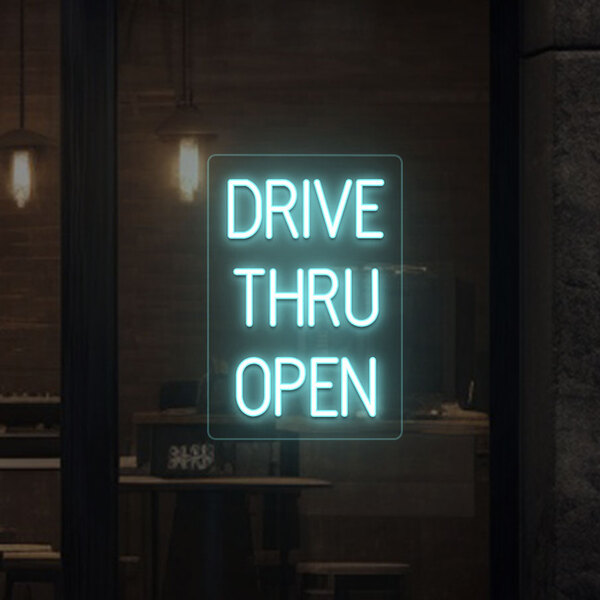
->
[118,1,490,598]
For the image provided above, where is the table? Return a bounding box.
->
[119,475,330,600]
[119,475,328,491]
[0,456,138,471]
[0,459,60,471]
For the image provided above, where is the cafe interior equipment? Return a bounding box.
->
[0,395,60,458]
[0,0,52,208]
[155,0,216,202]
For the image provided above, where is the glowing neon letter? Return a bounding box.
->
[236,357,271,417]
[274,357,306,417]
[233,268,266,327]
[344,268,380,327]
[308,268,340,327]
[269,268,304,327]
[313,179,352,239]
[356,179,384,239]
[227,179,262,239]
[341,357,377,417]
[266,179,299,239]
[302,179,310,239]
[310,357,339,418]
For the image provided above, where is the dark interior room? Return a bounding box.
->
[5,0,489,598]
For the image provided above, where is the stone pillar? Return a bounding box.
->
[522,3,600,598]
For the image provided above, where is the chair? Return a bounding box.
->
[1,550,61,600]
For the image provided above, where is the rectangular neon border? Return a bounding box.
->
[206,154,403,441]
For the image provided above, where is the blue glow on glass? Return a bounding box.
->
[341,356,377,417]
[344,268,379,327]
[310,357,340,418]
[227,179,262,239]
[274,357,307,417]
[308,268,340,327]
[233,267,266,327]
[269,268,304,327]
[356,179,384,239]
[208,154,404,440]
[266,179,299,239]
[235,357,271,417]
[313,178,353,239]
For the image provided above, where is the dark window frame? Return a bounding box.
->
[61,1,118,598]
[490,1,520,598]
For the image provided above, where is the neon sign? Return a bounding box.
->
[207,155,403,440]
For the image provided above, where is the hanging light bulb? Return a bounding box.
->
[0,0,52,208]
[11,149,32,208]
[0,129,50,209]
[178,138,200,203]
[156,0,216,202]
[157,105,215,202]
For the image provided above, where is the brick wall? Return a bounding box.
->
[0,0,60,394]
[0,0,61,553]
[0,0,488,440]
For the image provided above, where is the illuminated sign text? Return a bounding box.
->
[207,154,403,440]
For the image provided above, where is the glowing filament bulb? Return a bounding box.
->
[11,150,32,208]
[178,138,199,202]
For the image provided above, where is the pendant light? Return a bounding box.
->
[0,0,52,208]
[156,0,216,203]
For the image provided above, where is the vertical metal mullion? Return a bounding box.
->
[490,0,521,598]
[61,1,118,598]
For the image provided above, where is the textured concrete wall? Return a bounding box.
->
[522,2,600,597]
[523,0,600,52]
